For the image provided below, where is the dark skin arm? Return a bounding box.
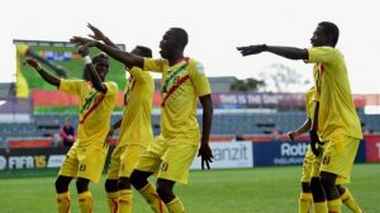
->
[287,118,312,141]
[237,44,309,60]
[309,101,321,156]
[78,46,107,93]
[198,94,214,170]
[25,58,60,87]
[71,36,143,68]
[87,23,119,49]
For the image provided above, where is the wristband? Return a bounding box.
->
[84,56,92,64]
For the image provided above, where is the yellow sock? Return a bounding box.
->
[107,191,120,213]
[327,199,342,213]
[298,192,312,213]
[341,188,362,213]
[119,189,133,213]
[78,191,93,213]
[167,197,185,213]
[139,183,166,213]
[314,201,328,213]
[56,192,71,213]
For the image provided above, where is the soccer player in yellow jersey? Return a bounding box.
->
[237,21,363,213]
[84,23,158,213]
[288,87,320,213]
[25,46,118,213]
[72,27,214,213]
[288,87,362,213]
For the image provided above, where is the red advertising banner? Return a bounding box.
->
[365,134,380,162]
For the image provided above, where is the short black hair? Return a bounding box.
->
[135,45,152,57]
[319,21,339,47]
[170,27,188,49]
[92,52,109,64]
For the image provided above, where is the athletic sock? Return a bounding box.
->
[56,192,71,213]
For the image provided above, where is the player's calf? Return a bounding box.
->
[105,179,121,213]
[55,175,73,213]
[337,185,363,213]
[157,179,185,213]
[130,170,166,213]
[310,177,329,213]
[320,172,342,212]
[299,182,313,213]
[156,179,175,203]
[320,172,339,200]
[76,178,93,213]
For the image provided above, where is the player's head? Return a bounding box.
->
[92,53,109,81]
[131,45,152,58]
[311,21,339,47]
[159,27,188,59]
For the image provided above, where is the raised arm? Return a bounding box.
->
[87,23,119,49]
[26,58,60,87]
[237,44,308,60]
[71,36,144,68]
[78,46,107,93]
[198,94,214,170]
[95,42,144,68]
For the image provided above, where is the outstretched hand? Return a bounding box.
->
[237,44,267,56]
[25,58,40,70]
[70,36,97,47]
[87,23,106,41]
[287,131,298,141]
[198,142,214,170]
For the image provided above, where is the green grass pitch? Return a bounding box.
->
[0,164,378,212]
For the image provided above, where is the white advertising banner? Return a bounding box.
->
[191,141,253,170]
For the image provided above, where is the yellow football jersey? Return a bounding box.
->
[118,67,154,147]
[308,47,363,141]
[59,79,118,147]
[144,58,211,141]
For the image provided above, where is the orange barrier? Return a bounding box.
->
[8,138,52,148]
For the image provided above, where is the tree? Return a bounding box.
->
[259,63,310,92]
[230,78,265,92]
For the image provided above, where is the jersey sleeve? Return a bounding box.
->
[189,61,211,97]
[104,82,118,97]
[307,47,338,64]
[59,79,84,96]
[128,66,148,82]
[143,58,166,73]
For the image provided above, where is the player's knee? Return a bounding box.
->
[336,184,346,195]
[105,179,119,193]
[320,172,340,200]
[156,179,175,203]
[130,170,151,190]
[156,185,174,203]
[310,177,326,202]
[76,178,90,194]
[118,177,131,190]
[55,176,72,193]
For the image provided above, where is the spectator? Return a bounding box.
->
[59,117,75,150]
[271,128,282,140]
